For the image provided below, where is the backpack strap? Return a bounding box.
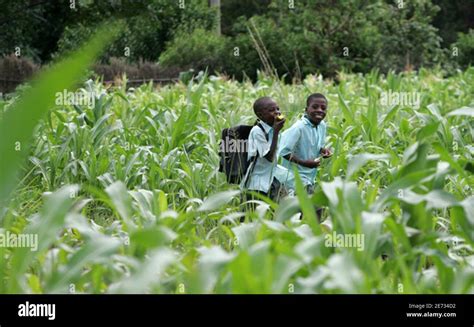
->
[256,122,269,141]
[242,122,270,188]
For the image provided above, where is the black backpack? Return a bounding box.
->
[218,123,268,184]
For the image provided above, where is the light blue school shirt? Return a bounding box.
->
[278,115,326,189]
[241,121,276,194]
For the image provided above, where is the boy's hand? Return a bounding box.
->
[273,117,285,132]
[302,158,321,168]
[320,147,332,158]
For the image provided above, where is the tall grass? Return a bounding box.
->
[0,51,473,293]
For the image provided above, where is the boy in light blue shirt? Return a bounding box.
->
[278,93,332,198]
[241,97,285,200]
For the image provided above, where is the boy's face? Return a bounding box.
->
[258,99,281,125]
[306,98,327,125]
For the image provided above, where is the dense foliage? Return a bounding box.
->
[1,67,473,293]
[0,0,472,80]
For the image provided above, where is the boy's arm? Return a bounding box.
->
[320,148,332,158]
[282,154,320,168]
[263,118,285,162]
[279,123,318,168]
[264,129,280,162]
[249,120,285,162]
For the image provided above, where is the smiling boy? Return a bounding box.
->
[241,96,285,200]
[278,93,332,197]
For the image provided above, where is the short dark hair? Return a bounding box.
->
[306,93,327,107]
[253,96,273,116]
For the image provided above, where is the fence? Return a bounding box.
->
[0,77,180,97]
